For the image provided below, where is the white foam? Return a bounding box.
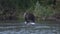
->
[24,22,35,25]
[30,22,35,25]
[24,21,27,24]
[28,22,35,25]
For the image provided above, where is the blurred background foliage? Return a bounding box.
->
[0,0,60,22]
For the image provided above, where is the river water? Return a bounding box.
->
[0,22,60,34]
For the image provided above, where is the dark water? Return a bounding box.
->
[0,22,60,34]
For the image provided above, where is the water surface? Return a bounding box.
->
[0,22,60,34]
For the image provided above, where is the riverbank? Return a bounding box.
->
[0,20,60,26]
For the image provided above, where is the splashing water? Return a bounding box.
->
[0,22,60,34]
[24,22,35,25]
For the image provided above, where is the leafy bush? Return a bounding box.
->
[34,1,54,21]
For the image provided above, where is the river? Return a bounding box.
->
[0,21,60,34]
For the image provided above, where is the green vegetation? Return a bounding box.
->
[0,0,60,22]
[34,1,54,22]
